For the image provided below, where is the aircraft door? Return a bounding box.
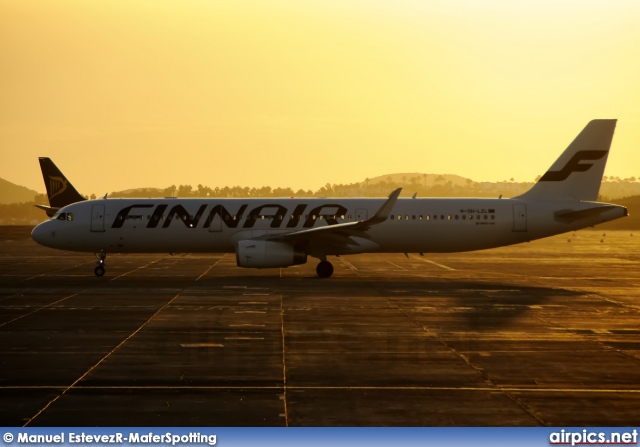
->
[91,204,105,232]
[356,208,368,221]
[512,204,527,232]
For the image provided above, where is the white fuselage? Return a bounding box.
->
[31,196,626,257]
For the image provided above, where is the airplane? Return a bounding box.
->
[31,119,628,278]
[35,157,86,217]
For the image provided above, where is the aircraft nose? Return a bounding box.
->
[31,222,54,247]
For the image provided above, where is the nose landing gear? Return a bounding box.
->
[94,252,107,276]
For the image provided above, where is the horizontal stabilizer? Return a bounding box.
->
[554,205,627,223]
[34,204,60,217]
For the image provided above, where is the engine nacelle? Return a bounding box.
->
[236,240,307,268]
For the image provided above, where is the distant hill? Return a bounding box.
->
[0,178,40,204]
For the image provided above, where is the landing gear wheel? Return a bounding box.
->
[94,251,107,277]
[316,261,334,278]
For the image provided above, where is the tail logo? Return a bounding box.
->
[48,175,68,200]
[539,150,607,182]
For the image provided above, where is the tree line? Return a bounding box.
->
[3,176,640,225]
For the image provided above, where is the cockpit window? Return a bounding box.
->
[53,212,73,221]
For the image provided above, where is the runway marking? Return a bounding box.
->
[110,257,167,280]
[0,293,79,329]
[410,255,456,271]
[224,336,264,340]
[229,324,266,327]
[196,255,225,281]
[279,294,289,427]
[180,343,224,348]
[235,310,266,314]
[24,261,95,281]
[239,301,268,305]
[23,292,182,427]
[340,258,359,272]
[387,261,407,270]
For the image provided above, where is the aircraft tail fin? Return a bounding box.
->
[38,157,86,208]
[516,119,616,201]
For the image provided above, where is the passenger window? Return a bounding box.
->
[426,215,430,220]
[412,215,416,220]
[434,215,438,220]
[447,215,451,220]
[67,213,73,221]
[491,215,495,220]
[462,215,466,220]
[455,215,459,220]
[390,215,395,220]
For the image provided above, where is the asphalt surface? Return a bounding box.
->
[1,226,639,426]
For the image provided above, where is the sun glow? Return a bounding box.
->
[1,0,639,195]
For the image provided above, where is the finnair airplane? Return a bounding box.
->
[32,120,627,278]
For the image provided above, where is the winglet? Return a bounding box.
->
[364,188,402,225]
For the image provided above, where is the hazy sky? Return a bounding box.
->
[1,0,639,196]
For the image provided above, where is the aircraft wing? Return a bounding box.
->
[254,188,402,250]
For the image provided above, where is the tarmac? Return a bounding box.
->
[1,226,639,426]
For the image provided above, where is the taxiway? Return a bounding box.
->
[1,226,639,426]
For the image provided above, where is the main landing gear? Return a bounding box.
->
[316,260,334,278]
[94,252,107,276]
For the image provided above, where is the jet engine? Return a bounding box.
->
[236,240,307,268]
